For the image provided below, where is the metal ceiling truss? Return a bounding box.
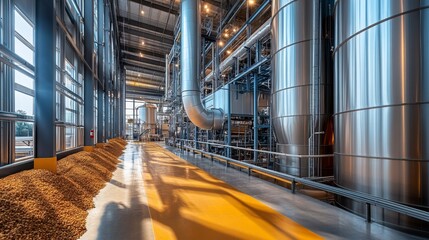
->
[118,16,174,36]
[123,59,165,72]
[120,23,174,45]
[128,0,179,15]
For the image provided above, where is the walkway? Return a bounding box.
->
[80,142,425,240]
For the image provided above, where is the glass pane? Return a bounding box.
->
[65,126,76,149]
[56,91,61,120]
[15,121,34,160]
[15,91,34,116]
[14,69,34,89]
[14,37,34,65]
[65,76,76,92]
[56,126,62,152]
[65,109,76,124]
[14,9,34,44]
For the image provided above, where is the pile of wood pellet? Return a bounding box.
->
[0,138,127,240]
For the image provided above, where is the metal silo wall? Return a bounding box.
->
[334,0,429,233]
[272,0,334,177]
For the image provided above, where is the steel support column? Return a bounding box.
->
[34,0,56,172]
[253,41,261,163]
[253,81,258,163]
[104,3,112,140]
[83,0,95,150]
[97,0,105,143]
[227,83,231,158]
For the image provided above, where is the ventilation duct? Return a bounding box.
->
[181,0,223,130]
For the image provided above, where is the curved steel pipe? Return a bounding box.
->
[181,0,223,130]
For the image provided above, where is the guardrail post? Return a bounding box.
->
[248,168,252,176]
[226,160,229,167]
[211,155,214,162]
[366,203,371,223]
[291,179,296,194]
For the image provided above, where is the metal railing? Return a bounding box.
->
[174,138,429,224]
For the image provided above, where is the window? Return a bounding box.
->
[12,6,35,161]
[14,91,34,116]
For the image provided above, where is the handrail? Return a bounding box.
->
[177,138,333,159]
[173,139,429,223]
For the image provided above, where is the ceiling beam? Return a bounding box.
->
[128,0,179,15]
[126,86,164,96]
[118,16,174,36]
[124,65,165,77]
[120,24,174,45]
[123,50,165,62]
[126,76,164,85]
[120,38,170,54]
[126,70,164,80]
[203,0,222,8]
[123,52,165,67]
[123,59,165,72]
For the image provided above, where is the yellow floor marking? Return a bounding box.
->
[141,143,323,240]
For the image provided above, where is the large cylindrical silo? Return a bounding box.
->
[138,104,157,134]
[334,0,429,233]
[272,0,334,177]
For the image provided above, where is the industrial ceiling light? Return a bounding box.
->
[227,50,231,54]
[249,0,255,5]
[204,4,208,9]
[218,41,224,47]
[140,52,143,57]
[175,63,179,67]
[233,27,237,33]
[141,10,145,15]
[224,33,229,38]
[141,41,145,45]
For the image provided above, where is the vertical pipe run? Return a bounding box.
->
[165,54,169,100]
[227,84,231,158]
[253,76,258,163]
[253,41,261,164]
[180,0,223,130]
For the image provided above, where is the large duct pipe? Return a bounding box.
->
[126,81,164,91]
[181,0,223,130]
[334,0,429,233]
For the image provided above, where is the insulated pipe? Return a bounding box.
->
[126,81,164,91]
[204,20,271,83]
[165,54,169,100]
[181,0,223,130]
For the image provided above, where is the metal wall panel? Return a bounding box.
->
[272,0,334,177]
[334,0,429,233]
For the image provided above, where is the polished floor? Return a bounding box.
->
[80,142,426,240]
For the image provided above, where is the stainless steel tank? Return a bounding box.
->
[138,104,157,134]
[334,0,429,233]
[272,0,334,177]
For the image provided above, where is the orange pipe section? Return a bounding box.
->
[141,143,322,240]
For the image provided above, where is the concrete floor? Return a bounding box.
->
[80,142,426,240]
